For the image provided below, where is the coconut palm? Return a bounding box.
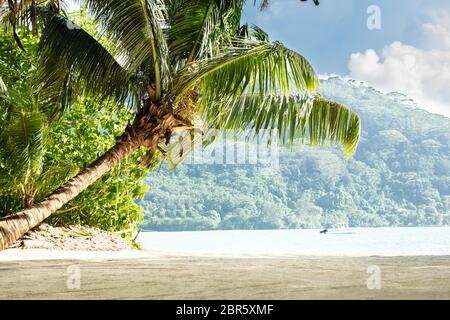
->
[0,0,360,250]
[0,76,77,213]
[0,112,78,210]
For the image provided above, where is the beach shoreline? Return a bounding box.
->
[1,250,449,299]
[2,247,450,261]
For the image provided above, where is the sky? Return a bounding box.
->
[243,0,450,118]
[66,0,450,118]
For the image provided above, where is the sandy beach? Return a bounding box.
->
[1,250,449,299]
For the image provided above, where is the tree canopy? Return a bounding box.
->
[0,12,155,238]
[140,78,450,230]
[0,0,360,251]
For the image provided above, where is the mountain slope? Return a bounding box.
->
[139,77,450,230]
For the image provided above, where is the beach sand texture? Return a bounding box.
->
[1,254,449,299]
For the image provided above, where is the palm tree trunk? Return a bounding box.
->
[0,101,185,251]
[0,136,140,251]
[22,192,34,209]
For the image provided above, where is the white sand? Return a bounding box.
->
[1,253,449,299]
[0,248,164,261]
[0,248,323,261]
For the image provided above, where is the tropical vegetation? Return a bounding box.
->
[0,0,359,250]
[140,77,450,230]
[0,22,155,240]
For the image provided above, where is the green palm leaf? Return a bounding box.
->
[0,83,37,124]
[170,39,319,105]
[164,93,360,168]
[204,93,360,158]
[0,0,71,50]
[168,0,244,67]
[79,0,170,100]
[0,76,7,96]
[237,23,269,42]
[0,111,45,185]
[35,160,78,200]
[37,14,137,115]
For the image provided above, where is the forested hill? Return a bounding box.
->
[139,77,450,231]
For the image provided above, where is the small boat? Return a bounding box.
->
[320,224,355,235]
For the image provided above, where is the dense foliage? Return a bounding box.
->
[1,0,360,240]
[0,18,154,237]
[43,98,156,234]
[140,77,450,230]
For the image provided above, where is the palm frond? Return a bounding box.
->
[79,0,170,100]
[204,93,360,158]
[0,83,37,124]
[35,159,78,200]
[0,0,68,25]
[1,0,26,50]
[37,14,138,116]
[168,0,244,67]
[0,111,45,185]
[0,76,7,96]
[170,39,319,106]
[237,23,269,42]
[0,0,70,49]
[165,93,360,168]
[163,126,214,170]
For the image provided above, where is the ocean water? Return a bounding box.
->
[137,227,450,256]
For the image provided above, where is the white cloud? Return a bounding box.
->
[423,23,450,50]
[423,11,450,50]
[348,19,450,118]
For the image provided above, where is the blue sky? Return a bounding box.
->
[66,0,450,117]
[243,0,450,117]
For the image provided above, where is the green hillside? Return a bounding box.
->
[139,77,450,230]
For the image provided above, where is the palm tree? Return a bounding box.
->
[0,75,77,213]
[0,0,360,250]
[0,113,78,210]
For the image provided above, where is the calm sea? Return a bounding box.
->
[138,227,450,256]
